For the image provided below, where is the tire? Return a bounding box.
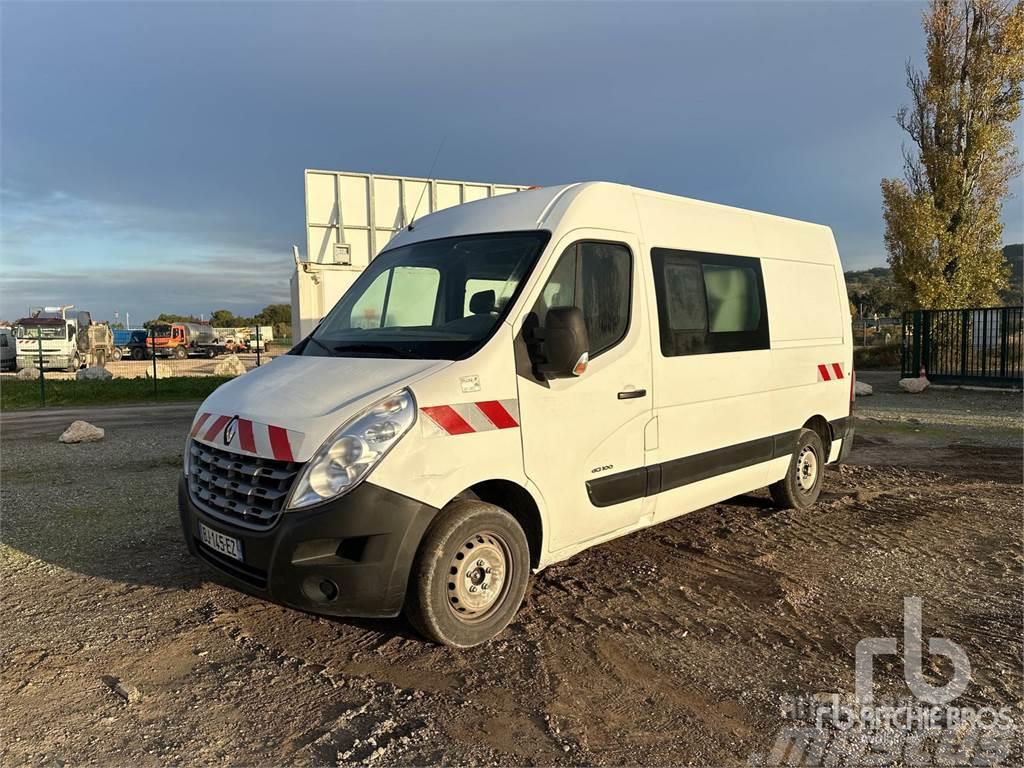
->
[769,428,825,510]
[131,347,145,361]
[174,347,188,360]
[111,348,123,362]
[66,353,80,373]
[206,348,216,359]
[405,500,531,648]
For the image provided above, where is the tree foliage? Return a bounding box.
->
[881,0,1024,309]
[845,268,905,316]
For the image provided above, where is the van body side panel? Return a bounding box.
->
[368,323,536,513]
[633,193,776,525]
[763,230,852,475]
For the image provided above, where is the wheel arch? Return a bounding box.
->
[802,414,833,455]
[449,479,544,570]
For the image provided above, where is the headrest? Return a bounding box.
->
[469,289,496,314]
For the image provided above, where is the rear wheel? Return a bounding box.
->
[111,348,123,362]
[769,428,825,510]
[405,500,530,647]
[131,347,145,361]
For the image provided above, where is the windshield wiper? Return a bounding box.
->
[332,342,417,359]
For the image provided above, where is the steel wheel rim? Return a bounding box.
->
[797,445,818,492]
[446,530,512,623]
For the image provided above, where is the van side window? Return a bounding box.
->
[652,248,769,356]
[531,241,632,357]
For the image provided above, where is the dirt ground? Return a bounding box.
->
[1,370,1021,766]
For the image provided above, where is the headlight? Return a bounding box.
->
[287,389,417,510]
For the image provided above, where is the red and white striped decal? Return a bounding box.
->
[189,411,302,462]
[817,362,845,382]
[421,399,520,437]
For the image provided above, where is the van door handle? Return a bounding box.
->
[617,388,647,400]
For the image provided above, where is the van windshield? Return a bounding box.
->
[13,324,67,340]
[302,231,550,360]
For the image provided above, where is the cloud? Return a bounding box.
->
[0,186,291,322]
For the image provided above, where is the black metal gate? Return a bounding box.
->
[901,307,1023,387]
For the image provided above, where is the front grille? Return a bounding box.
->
[187,440,300,530]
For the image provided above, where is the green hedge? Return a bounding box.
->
[854,343,901,370]
[1,376,233,410]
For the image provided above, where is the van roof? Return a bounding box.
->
[384,181,832,253]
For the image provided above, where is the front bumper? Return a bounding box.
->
[178,477,439,618]
[17,354,71,370]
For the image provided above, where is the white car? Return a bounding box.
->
[179,182,854,647]
[0,328,15,371]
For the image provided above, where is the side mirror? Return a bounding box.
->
[535,306,589,379]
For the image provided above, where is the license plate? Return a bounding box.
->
[199,522,243,562]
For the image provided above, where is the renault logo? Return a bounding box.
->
[223,416,239,446]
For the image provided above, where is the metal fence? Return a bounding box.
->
[901,306,1024,388]
[8,325,287,407]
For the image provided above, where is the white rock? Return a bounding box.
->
[212,354,246,377]
[898,376,930,394]
[16,366,40,381]
[144,362,174,379]
[854,380,873,396]
[59,420,105,443]
[75,365,113,381]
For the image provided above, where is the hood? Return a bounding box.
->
[193,354,450,462]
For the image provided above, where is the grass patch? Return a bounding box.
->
[0,376,233,410]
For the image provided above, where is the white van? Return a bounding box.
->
[179,182,854,647]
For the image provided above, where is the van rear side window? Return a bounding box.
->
[652,248,769,356]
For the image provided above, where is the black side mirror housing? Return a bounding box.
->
[533,306,589,379]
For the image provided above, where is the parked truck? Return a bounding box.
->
[111,328,150,361]
[13,305,114,371]
[147,322,226,359]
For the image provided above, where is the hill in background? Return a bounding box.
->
[846,244,1023,315]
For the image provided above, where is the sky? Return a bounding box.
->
[2,1,1021,324]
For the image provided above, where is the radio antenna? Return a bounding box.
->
[408,135,446,230]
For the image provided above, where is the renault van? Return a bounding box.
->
[179,182,854,647]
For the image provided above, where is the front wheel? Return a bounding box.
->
[174,347,188,359]
[111,348,123,362]
[405,500,530,648]
[66,353,81,373]
[769,428,825,510]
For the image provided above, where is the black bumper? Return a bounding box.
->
[178,477,438,618]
